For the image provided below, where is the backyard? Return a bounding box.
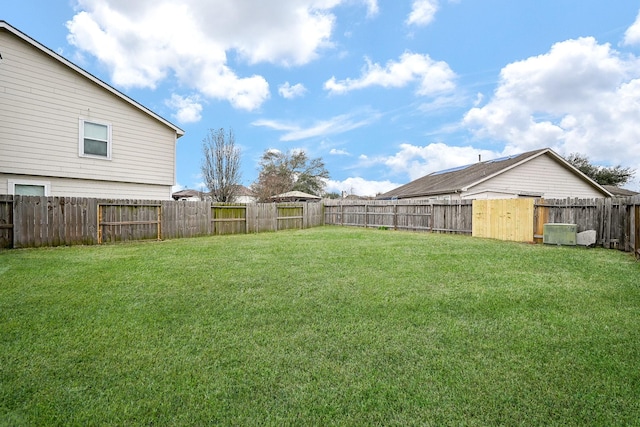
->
[1,226,639,425]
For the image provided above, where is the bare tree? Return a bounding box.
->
[201,128,242,202]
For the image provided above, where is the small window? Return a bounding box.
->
[79,119,111,159]
[8,180,50,196]
[15,184,45,196]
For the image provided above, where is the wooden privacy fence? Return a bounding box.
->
[533,198,634,250]
[0,195,324,249]
[323,199,473,234]
[471,198,634,249]
[2,195,638,255]
[324,197,640,255]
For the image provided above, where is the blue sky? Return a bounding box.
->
[5,1,640,195]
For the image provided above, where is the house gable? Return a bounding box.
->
[465,153,609,199]
[0,21,184,199]
[377,148,612,200]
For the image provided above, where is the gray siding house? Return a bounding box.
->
[377,148,612,201]
[0,21,184,200]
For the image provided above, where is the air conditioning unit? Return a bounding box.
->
[543,223,577,246]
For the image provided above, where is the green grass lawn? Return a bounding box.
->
[1,226,639,426]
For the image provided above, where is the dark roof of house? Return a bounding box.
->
[602,185,639,197]
[377,148,611,199]
[172,189,203,200]
[270,191,321,201]
[173,186,256,200]
[233,185,256,197]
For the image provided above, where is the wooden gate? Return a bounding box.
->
[472,198,535,242]
[212,204,247,235]
[98,202,161,244]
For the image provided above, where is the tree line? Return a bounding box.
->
[565,153,635,187]
[200,128,329,203]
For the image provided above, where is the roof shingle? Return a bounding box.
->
[378,148,549,199]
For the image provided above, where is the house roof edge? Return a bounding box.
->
[0,20,185,138]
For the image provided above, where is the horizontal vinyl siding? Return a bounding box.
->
[403,193,462,201]
[1,173,172,200]
[0,30,176,187]
[469,155,605,199]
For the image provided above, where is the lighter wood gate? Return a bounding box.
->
[472,198,535,242]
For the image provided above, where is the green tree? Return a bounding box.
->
[251,149,330,202]
[324,192,342,199]
[565,153,635,186]
[201,128,242,202]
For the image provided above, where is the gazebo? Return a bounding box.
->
[270,191,321,202]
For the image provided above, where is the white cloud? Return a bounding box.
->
[65,0,371,112]
[473,92,484,107]
[363,0,379,17]
[374,142,497,181]
[252,111,381,141]
[623,11,640,46]
[330,148,350,155]
[406,0,439,27]
[166,94,203,123]
[464,37,640,175]
[278,82,308,99]
[324,52,456,96]
[325,177,400,197]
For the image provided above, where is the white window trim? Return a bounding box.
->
[8,179,51,196]
[79,118,112,160]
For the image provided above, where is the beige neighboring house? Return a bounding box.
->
[0,21,184,200]
[233,185,257,204]
[602,185,639,197]
[377,148,613,201]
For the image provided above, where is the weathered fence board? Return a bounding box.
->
[0,196,324,248]
[323,200,473,234]
[10,196,98,248]
[631,205,640,257]
[162,201,211,239]
[212,204,247,235]
[0,195,14,248]
[533,198,631,249]
[1,195,638,253]
[248,203,276,233]
[324,197,639,252]
[98,201,161,244]
[277,205,304,230]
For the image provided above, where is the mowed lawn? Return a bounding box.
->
[1,227,639,426]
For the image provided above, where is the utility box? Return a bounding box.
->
[543,223,577,246]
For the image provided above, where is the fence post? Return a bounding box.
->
[302,202,307,229]
[364,204,368,228]
[97,204,102,244]
[157,205,162,240]
[393,203,398,230]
